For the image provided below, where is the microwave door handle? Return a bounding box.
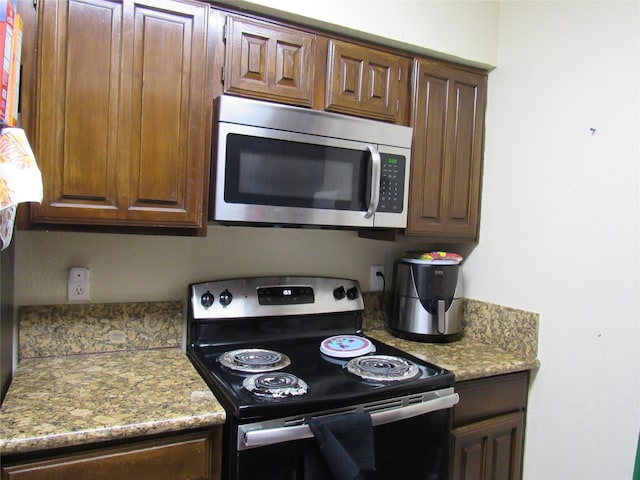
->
[364,144,381,219]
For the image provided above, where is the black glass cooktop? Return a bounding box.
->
[189,335,454,421]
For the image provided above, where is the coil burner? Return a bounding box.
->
[218,349,291,373]
[242,372,309,399]
[345,355,420,382]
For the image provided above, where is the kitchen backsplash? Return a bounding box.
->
[362,292,539,361]
[18,296,538,361]
[462,298,539,361]
[19,302,183,359]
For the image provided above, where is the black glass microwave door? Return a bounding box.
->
[224,134,369,211]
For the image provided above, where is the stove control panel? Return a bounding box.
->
[190,276,364,320]
[258,286,314,305]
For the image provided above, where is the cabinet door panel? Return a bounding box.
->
[275,40,304,90]
[238,30,268,83]
[32,0,122,217]
[325,39,408,123]
[336,53,362,101]
[411,71,448,223]
[2,431,214,480]
[64,1,119,204]
[130,3,194,213]
[30,0,209,229]
[224,16,315,106]
[451,411,525,480]
[127,0,208,226]
[407,59,486,240]
[493,429,519,479]
[455,437,486,480]
[449,80,480,223]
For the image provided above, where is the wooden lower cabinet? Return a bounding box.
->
[451,372,529,480]
[1,429,221,480]
[451,411,525,480]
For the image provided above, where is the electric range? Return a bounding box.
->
[186,275,458,480]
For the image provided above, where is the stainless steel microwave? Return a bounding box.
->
[210,95,413,229]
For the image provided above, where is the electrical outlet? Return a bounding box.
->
[369,265,385,292]
[68,267,90,302]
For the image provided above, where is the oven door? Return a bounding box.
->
[212,122,409,229]
[230,387,458,480]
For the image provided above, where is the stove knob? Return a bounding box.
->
[200,291,215,307]
[333,286,346,300]
[219,289,233,307]
[346,286,359,300]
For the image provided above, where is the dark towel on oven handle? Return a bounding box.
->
[305,411,375,480]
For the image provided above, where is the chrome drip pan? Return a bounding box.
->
[345,355,420,382]
[219,348,291,373]
[242,372,309,399]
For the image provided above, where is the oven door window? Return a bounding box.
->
[224,134,369,211]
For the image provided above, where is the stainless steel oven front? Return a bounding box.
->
[210,95,413,229]
[232,388,458,479]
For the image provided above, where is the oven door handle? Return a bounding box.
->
[364,144,381,219]
[240,389,459,449]
[369,390,459,426]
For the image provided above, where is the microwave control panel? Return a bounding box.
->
[378,154,406,213]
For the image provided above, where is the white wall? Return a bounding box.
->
[463,1,640,478]
[14,227,433,305]
[224,0,500,68]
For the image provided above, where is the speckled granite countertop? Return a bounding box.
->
[0,297,539,457]
[366,329,539,382]
[0,302,227,456]
[363,294,540,382]
[0,348,225,455]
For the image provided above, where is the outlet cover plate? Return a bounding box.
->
[369,265,385,292]
[68,267,90,302]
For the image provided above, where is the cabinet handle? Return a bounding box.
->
[364,144,381,219]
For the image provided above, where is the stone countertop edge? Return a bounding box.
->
[365,328,540,382]
[362,294,541,381]
[0,349,226,456]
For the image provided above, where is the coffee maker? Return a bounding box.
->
[388,252,463,342]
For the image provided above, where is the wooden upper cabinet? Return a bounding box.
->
[223,15,316,106]
[325,39,410,123]
[29,0,211,230]
[407,58,487,241]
